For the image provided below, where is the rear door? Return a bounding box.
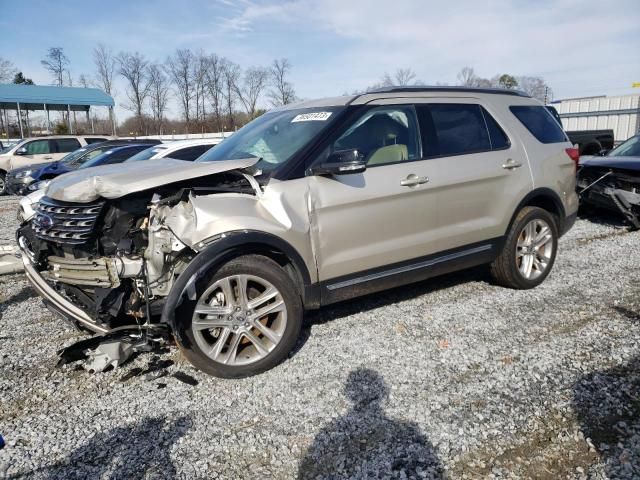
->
[308,104,440,283]
[414,99,533,249]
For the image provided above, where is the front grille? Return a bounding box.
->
[32,197,105,245]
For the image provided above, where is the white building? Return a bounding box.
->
[551,93,640,142]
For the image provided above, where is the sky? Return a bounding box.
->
[1,0,639,120]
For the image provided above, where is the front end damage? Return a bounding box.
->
[577,164,640,229]
[16,160,264,369]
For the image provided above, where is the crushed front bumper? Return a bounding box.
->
[20,253,110,334]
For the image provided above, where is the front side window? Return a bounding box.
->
[198,107,344,172]
[24,140,51,155]
[331,106,420,166]
[53,138,81,153]
[510,105,567,144]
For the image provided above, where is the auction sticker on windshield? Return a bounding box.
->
[291,112,332,122]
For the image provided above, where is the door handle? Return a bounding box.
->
[44,156,53,160]
[400,174,429,187]
[502,159,523,170]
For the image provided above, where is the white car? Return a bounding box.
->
[125,138,220,163]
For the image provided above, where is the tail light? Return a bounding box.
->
[565,147,580,169]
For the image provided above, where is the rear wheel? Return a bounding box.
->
[174,255,302,378]
[490,206,558,289]
[0,172,6,196]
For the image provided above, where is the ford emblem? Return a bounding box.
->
[39,214,54,229]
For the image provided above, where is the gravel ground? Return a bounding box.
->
[0,194,639,479]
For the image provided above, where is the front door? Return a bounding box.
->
[308,104,440,283]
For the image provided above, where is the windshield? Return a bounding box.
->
[126,146,167,162]
[65,145,113,168]
[608,135,640,157]
[197,107,344,171]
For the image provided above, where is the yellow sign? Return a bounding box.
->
[633,82,640,88]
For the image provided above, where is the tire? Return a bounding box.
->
[490,206,558,289]
[174,254,303,378]
[0,172,6,196]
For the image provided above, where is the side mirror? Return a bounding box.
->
[310,149,366,176]
[598,149,610,156]
[15,147,27,156]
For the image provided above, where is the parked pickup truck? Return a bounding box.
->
[545,106,614,155]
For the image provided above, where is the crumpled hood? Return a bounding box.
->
[580,155,640,171]
[45,158,259,203]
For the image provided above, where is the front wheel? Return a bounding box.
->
[0,172,7,196]
[174,255,303,378]
[490,206,558,289]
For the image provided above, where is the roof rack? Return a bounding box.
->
[363,85,530,97]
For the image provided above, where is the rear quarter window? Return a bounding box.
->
[510,106,567,144]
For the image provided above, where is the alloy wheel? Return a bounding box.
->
[515,218,554,280]
[191,274,287,366]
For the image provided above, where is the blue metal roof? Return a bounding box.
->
[0,83,114,107]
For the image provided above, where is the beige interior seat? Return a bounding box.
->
[367,144,408,165]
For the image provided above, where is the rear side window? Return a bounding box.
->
[170,144,213,161]
[53,138,81,153]
[481,108,510,150]
[85,137,108,144]
[510,106,567,144]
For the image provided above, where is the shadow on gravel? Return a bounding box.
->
[573,355,640,479]
[298,369,443,479]
[38,415,191,479]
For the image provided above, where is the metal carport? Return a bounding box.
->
[0,84,116,138]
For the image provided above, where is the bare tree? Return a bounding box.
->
[192,51,209,125]
[457,66,477,87]
[203,54,226,131]
[235,66,269,119]
[117,51,150,132]
[223,61,241,130]
[0,57,17,84]
[41,47,69,86]
[78,74,91,88]
[517,76,552,102]
[268,58,296,107]
[93,44,117,129]
[166,49,195,131]
[147,63,170,135]
[394,68,417,86]
[93,44,116,95]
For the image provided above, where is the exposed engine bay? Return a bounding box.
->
[577,165,640,230]
[17,170,259,332]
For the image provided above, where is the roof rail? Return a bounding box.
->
[363,85,530,98]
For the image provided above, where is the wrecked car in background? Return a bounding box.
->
[577,134,640,229]
[16,87,578,378]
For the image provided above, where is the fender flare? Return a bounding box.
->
[161,230,315,338]
[504,188,567,239]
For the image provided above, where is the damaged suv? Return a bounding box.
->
[17,87,578,378]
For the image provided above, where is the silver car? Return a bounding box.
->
[17,87,578,378]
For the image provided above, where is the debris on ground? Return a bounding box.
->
[0,245,23,275]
